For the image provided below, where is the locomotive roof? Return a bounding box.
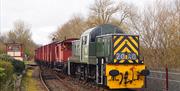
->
[96,34,139,38]
[82,27,96,35]
[81,24,124,42]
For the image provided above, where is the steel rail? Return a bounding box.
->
[39,70,50,91]
[54,71,74,91]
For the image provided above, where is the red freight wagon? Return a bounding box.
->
[35,38,77,69]
[34,49,37,59]
[55,44,60,62]
[39,47,43,62]
[48,42,56,68]
[45,45,49,65]
[55,38,78,69]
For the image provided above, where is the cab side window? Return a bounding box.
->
[82,36,87,45]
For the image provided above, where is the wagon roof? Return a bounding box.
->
[56,38,79,44]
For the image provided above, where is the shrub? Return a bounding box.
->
[0,54,25,74]
[0,67,5,78]
[0,54,14,62]
[0,60,14,89]
[0,60,14,80]
[0,54,25,90]
[12,60,25,74]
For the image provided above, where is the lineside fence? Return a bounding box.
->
[142,66,180,91]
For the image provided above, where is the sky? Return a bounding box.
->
[0,0,153,45]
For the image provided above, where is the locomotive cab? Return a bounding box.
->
[79,24,123,64]
[96,34,150,89]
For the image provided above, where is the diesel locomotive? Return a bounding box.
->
[35,24,150,89]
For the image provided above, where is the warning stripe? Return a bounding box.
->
[113,35,139,64]
[114,37,126,51]
[113,36,117,39]
[129,36,138,48]
[122,47,131,53]
[135,36,139,41]
[114,36,124,47]
[126,40,138,55]
[114,59,118,63]
[114,40,126,55]
[135,59,139,63]
[128,60,133,63]
[119,60,125,63]
[114,37,138,55]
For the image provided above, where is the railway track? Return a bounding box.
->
[39,70,50,91]
[39,66,108,91]
[39,67,74,91]
[40,66,136,91]
[53,70,101,91]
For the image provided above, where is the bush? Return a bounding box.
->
[0,60,14,80]
[0,60,14,89]
[12,60,25,74]
[0,54,25,90]
[0,54,25,74]
[0,67,5,78]
[0,54,14,62]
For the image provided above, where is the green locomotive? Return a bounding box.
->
[68,24,149,89]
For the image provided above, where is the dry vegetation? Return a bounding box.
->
[51,0,131,41]
[51,0,180,69]
[128,0,180,69]
[0,20,37,60]
[0,0,179,69]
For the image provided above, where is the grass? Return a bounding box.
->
[24,61,36,65]
[21,67,40,91]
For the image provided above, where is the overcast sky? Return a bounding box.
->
[0,0,152,45]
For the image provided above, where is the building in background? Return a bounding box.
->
[6,42,24,61]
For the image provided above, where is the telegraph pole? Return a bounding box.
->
[0,3,1,36]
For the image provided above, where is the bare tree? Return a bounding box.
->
[51,15,87,41]
[0,34,6,54]
[5,20,37,60]
[128,0,180,68]
[87,0,135,32]
[88,0,119,25]
[6,20,31,43]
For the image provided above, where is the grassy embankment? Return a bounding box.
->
[21,61,41,91]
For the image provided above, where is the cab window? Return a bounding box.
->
[82,36,87,45]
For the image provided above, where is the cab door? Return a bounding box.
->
[80,35,89,63]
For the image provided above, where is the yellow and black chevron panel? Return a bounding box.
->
[113,35,143,64]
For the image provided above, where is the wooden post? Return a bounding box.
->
[165,64,168,91]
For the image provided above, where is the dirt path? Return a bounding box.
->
[21,65,46,91]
